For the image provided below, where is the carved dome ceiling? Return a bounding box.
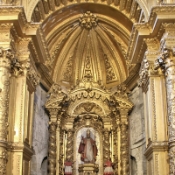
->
[33,3,144,89]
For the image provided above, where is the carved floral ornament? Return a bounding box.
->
[79,11,98,29]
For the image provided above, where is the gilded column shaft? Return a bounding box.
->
[56,124,60,175]
[120,123,129,175]
[0,48,12,175]
[48,122,57,175]
[66,130,74,161]
[113,127,118,174]
[103,129,110,161]
[59,129,64,175]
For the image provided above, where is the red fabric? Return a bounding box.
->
[64,161,72,166]
[104,160,113,167]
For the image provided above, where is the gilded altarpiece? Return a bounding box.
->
[45,83,133,175]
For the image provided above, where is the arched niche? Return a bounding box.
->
[73,126,103,175]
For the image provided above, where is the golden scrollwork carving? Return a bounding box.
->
[45,83,67,109]
[104,54,116,82]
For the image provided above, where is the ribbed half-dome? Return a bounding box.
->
[42,6,131,88]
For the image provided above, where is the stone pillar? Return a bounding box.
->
[0,48,12,175]
[138,38,169,175]
[155,44,175,174]
[103,129,110,161]
[119,109,129,175]
[8,37,39,175]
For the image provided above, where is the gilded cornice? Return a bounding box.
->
[0,6,22,20]
[28,40,40,63]
[144,141,169,158]
[128,6,175,64]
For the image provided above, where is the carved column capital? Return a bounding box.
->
[154,47,175,71]
[11,57,30,77]
[118,107,130,117]
[0,47,13,69]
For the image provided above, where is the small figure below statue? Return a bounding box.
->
[104,158,114,175]
[64,159,73,175]
[78,129,98,163]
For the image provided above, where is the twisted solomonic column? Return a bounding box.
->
[103,129,110,161]
[112,125,118,174]
[59,128,64,174]
[66,129,74,161]
[48,122,57,175]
